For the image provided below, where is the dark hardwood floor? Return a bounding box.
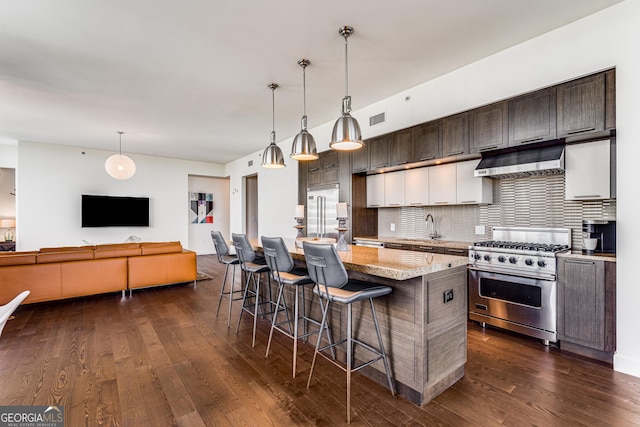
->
[1,254,639,426]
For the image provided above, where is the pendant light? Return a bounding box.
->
[105,131,136,180]
[290,59,318,161]
[329,26,364,151]
[262,83,285,168]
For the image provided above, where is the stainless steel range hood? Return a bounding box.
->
[474,145,564,178]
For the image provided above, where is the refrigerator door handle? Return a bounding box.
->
[320,196,325,237]
[316,197,320,238]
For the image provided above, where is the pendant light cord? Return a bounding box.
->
[344,34,349,98]
[268,83,278,144]
[302,64,307,118]
[118,131,124,155]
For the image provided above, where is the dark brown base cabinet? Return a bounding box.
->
[557,257,616,364]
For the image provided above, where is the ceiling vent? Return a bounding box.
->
[369,112,385,126]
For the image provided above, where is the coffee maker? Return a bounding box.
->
[582,219,616,253]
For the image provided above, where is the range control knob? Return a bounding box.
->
[525,258,534,266]
[498,255,506,263]
[538,260,547,268]
[483,254,491,261]
[474,253,481,260]
[509,256,518,264]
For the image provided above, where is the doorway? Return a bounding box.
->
[245,174,258,240]
[187,175,230,254]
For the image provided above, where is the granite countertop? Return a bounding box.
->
[558,251,617,262]
[255,238,468,281]
[354,236,473,250]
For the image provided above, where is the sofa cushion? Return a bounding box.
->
[0,263,62,304]
[39,245,95,253]
[37,248,95,264]
[128,250,196,289]
[94,243,142,258]
[0,251,38,266]
[61,258,128,297]
[140,241,182,255]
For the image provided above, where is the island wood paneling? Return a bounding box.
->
[347,265,467,405]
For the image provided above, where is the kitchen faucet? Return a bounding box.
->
[425,213,440,240]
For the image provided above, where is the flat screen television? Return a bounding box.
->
[82,194,150,227]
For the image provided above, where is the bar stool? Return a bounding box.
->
[210,231,242,327]
[232,233,271,347]
[261,236,334,378]
[303,242,395,424]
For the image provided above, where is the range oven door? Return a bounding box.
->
[468,267,557,342]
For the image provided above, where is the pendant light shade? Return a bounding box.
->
[330,26,364,151]
[262,83,286,169]
[105,131,136,180]
[291,59,318,161]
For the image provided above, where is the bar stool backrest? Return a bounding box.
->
[261,237,294,274]
[302,242,348,289]
[231,233,257,264]
[211,231,231,260]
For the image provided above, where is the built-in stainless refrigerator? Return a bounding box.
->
[307,185,340,239]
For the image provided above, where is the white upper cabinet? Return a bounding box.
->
[456,160,493,204]
[429,163,457,205]
[405,168,430,206]
[384,170,406,206]
[565,140,611,200]
[366,161,494,207]
[366,174,385,207]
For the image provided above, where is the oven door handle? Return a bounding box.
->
[467,265,556,282]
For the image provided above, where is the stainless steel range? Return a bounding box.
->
[468,227,571,345]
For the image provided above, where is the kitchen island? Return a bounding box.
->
[256,238,469,406]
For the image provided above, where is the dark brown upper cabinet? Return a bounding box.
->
[605,69,616,131]
[347,69,614,174]
[369,135,390,170]
[557,73,606,138]
[320,149,339,184]
[469,101,509,153]
[351,143,369,173]
[441,112,469,157]
[412,121,441,162]
[307,157,321,186]
[508,87,557,147]
[307,150,340,186]
[389,129,413,166]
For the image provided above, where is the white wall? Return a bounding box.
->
[17,141,225,251]
[224,1,640,377]
[188,175,230,254]
[0,143,17,169]
[225,148,303,241]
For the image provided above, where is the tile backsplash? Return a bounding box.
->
[378,174,616,250]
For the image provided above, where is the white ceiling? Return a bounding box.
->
[0,0,623,164]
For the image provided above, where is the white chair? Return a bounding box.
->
[0,291,30,337]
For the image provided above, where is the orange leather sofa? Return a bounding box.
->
[0,241,196,305]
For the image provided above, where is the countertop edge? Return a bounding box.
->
[558,252,617,262]
[342,256,469,280]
